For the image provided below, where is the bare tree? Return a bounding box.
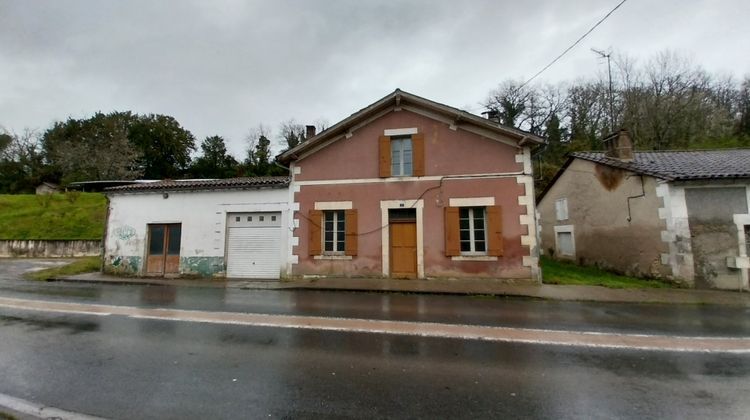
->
[278,119,305,150]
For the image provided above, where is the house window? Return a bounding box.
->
[323,210,346,253]
[459,207,487,254]
[555,198,568,221]
[390,136,413,177]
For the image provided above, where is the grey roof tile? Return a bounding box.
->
[571,149,750,181]
[105,176,290,193]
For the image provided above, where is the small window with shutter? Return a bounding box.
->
[309,208,358,257]
[445,205,503,257]
[379,132,424,178]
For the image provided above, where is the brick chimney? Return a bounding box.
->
[602,128,634,161]
[305,125,316,140]
[481,109,500,123]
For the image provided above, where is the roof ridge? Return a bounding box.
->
[574,148,750,154]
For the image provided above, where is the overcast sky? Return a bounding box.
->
[1,0,748,157]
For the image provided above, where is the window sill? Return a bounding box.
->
[314,255,353,260]
[451,255,498,261]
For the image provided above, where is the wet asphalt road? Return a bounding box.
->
[1,259,750,419]
[1,309,749,419]
[1,259,749,337]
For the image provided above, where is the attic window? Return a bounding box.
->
[390,136,413,177]
[379,131,424,178]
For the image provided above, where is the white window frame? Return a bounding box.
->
[554,225,576,258]
[459,207,488,256]
[322,210,346,255]
[390,135,413,177]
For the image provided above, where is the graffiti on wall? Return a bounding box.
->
[114,225,136,241]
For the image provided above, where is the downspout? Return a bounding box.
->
[273,161,290,172]
[101,194,111,273]
[626,175,646,223]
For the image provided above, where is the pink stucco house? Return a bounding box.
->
[278,89,544,282]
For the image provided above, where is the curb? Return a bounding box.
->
[47,275,750,307]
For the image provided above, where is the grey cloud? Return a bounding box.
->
[1,0,748,157]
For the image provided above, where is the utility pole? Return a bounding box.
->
[592,48,615,132]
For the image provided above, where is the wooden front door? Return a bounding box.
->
[146,224,181,276]
[390,221,417,279]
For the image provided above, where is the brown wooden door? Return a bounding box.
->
[146,224,181,276]
[390,221,417,279]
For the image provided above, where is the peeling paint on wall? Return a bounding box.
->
[180,256,225,277]
[104,256,142,275]
[685,187,747,289]
[114,225,136,241]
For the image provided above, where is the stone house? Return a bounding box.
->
[538,129,750,290]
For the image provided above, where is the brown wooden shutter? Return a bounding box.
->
[412,132,425,177]
[487,206,504,257]
[444,206,460,256]
[379,135,391,177]
[344,209,358,256]
[308,209,322,256]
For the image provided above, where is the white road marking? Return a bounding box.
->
[0,296,748,354]
[0,391,105,420]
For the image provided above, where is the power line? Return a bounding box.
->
[517,0,629,90]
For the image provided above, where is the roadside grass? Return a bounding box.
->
[1,412,18,420]
[0,193,106,240]
[24,256,102,281]
[541,256,677,289]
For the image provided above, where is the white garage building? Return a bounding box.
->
[103,177,291,279]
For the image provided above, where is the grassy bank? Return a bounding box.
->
[0,193,107,240]
[541,256,677,289]
[24,256,102,281]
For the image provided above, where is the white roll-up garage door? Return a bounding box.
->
[226,212,282,279]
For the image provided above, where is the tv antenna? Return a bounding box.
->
[592,48,615,132]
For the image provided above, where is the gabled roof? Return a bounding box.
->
[572,149,750,181]
[277,89,545,163]
[105,177,290,193]
[538,148,750,202]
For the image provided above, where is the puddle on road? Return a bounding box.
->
[0,313,100,334]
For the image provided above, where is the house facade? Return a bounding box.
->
[35,182,60,195]
[103,177,291,278]
[279,89,545,281]
[538,130,750,290]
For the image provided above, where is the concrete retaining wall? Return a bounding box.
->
[0,240,102,257]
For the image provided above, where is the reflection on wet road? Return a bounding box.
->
[1,259,750,418]
[4,295,748,353]
[1,267,749,337]
[0,309,748,419]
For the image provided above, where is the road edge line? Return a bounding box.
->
[0,392,105,420]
